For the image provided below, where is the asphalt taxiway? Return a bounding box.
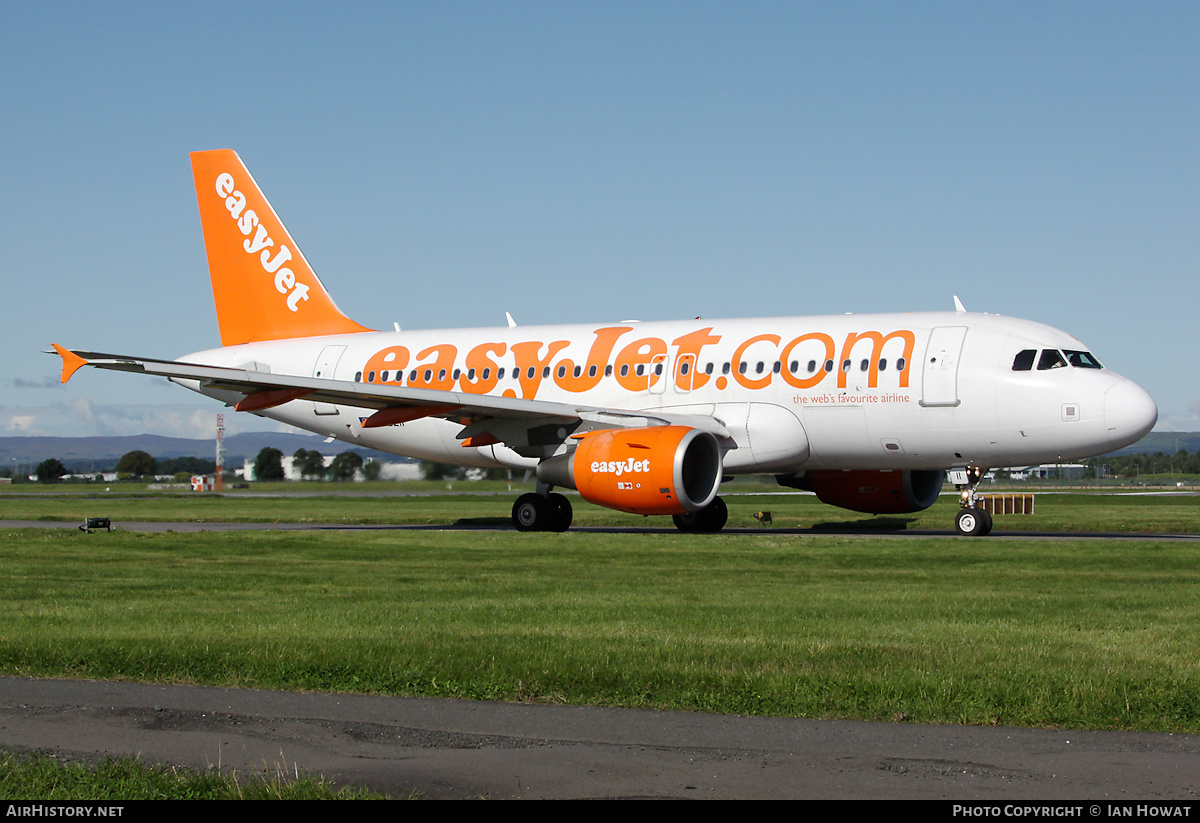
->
[3,519,1199,541]
[2,676,1198,800]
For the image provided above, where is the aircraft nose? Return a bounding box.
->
[1104,379,1157,449]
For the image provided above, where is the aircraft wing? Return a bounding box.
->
[51,345,731,454]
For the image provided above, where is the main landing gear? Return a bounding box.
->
[509,487,730,533]
[512,488,573,532]
[954,466,993,537]
[672,496,728,533]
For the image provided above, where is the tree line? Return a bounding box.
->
[252,448,380,482]
[11,451,203,484]
[6,448,382,484]
[13,447,1197,485]
[1084,450,1200,479]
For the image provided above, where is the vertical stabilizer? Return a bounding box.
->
[191,150,373,346]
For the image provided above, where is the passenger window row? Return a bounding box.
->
[356,356,911,385]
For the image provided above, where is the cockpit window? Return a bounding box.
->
[1012,349,1036,371]
[1064,349,1103,369]
[1037,349,1068,370]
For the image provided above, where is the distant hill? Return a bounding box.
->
[0,433,410,472]
[1110,431,1200,456]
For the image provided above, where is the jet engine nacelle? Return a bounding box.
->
[784,469,944,514]
[537,425,722,515]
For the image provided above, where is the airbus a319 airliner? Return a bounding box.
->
[53,150,1157,535]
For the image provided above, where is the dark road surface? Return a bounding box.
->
[2,677,1198,800]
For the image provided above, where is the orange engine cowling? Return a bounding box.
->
[537,426,722,515]
[796,469,944,514]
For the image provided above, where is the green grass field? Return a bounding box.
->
[0,753,387,800]
[2,481,1199,532]
[0,487,1198,734]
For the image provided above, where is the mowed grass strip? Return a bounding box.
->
[0,527,1197,732]
[2,485,1199,532]
[0,753,388,800]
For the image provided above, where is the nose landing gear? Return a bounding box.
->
[955,506,992,536]
[954,466,993,537]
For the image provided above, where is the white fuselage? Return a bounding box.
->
[178,310,1157,474]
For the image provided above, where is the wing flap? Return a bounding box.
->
[50,346,733,448]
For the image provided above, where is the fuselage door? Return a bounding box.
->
[920,326,967,408]
[675,353,697,393]
[312,345,346,415]
[649,353,671,395]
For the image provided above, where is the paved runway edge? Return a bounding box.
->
[3,520,1198,541]
[1,677,1198,799]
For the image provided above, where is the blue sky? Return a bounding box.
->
[2,1,1196,440]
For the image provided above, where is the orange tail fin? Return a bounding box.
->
[190,149,373,346]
